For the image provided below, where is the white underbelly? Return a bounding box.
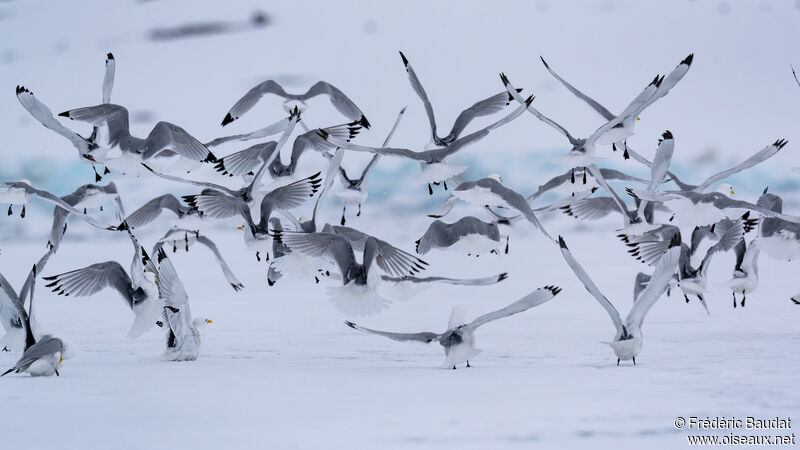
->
[666,198,727,226]
[452,186,503,208]
[604,336,643,361]
[335,189,367,205]
[411,162,467,185]
[0,189,30,205]
[26,353,60,377]
[550,151,603,169]
[443,233,500,255]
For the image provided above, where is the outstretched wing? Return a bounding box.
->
[43,262,136,308]
[626,235,682,330]
[466,285,561,332]
[345,320,440,343]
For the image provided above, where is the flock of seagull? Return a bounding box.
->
[1,50,799,375]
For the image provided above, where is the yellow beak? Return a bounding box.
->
[636,117,641,121]
[730,190,735,195]
[154,277,159,282]
[58,356,64,364]
[206,319,213,324]
[236,226,243,230]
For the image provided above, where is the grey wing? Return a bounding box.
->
[124,194,186,229]
[156,250,193,347]
[318,130,425,161]
[42,262,135,307]
[627,238,682,330]
[11,336,63,372]
[561,197,620,221]
[222,79,288,126]
[585,77,661,148]
[501,73,579,144]
[642,54,694,109]
[205,117,290,147]
[142,164,235,195]
[263,172,322,211]
[332,226,428,277]
[275,231,357,277]
[304,81,368,125]
[345,320,440,343]
[184,190,250,226]
[102,53,115,104]
[213,142,277,177]
[143,121,214,162]
[633,272,651,303]
[15,87,90,150]
[444,91,510,141]
[58,103,130,146]
[360,106,407,185]
[694,140,788,192]
[48,206,70,250]
[539,57,616,120]
[709,195,800,224]
[399,52,438,141]
[466,285,562,331]
[0,272,24,331]
[527,171,573,201]
[427,195,458,219]
[195,235,244,291]
[557,236,625,336]
[12,182,114,230]
[381,273,508,286]
[311,149,345,226]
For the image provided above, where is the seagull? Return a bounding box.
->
[273,227,428,316]
[344,284,561,369]
[0,180,116,231]
[1,264,73,377]
[727,239,759,308]
[428,175,553,241]
[56,102,217,175]
[558,234,681,365]
[526,167,649,202]
[316,96,532,194]
[336,107,406,225]
[416,216,505,256]
[155,248,212,362]
[211,120,356,180]
[675,215,746,313]
[15,54,116,182]
[221,79,370,128]
[532,54,695,182]
[119,194,202,230]
[1,334,71,377]
[151,228,244,291]
[42,229,161,338]
[752,188,800,261]
[688,212,758,258]
[48,182,126,251]
[628,178,800,227]
[399,51,519,147]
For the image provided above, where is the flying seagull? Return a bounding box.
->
[344,284,561,369]
[151,228,244,291]
[558,234,681,365]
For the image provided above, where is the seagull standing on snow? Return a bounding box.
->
[155,248,212,362]
[345,285,561,369]
[558,234,681,365]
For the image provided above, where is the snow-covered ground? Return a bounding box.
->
[1,1,799,449]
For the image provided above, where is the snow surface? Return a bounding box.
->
[1,1,800,449]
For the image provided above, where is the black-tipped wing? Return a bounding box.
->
[345,320,440,343]
[466,285,561,332]
[43,262,136,308]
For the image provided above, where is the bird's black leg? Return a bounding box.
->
[466,360,471,368]
[20,205,25,219]
[632,357,636,365]
[103,166,110,175]
[741,294,746,308]
[99,205,103,212]
[570,168,575,184]
[452,365,457,370]
[1,346,9,352]
[684,294,690,304]
[582,169,587,184]
[83,208,87,214]
[172,243,177,253]
[732,292,736,308]
[55,369,60,376]
[617,358,620,366]
[428,184,433,195]
[505,236,510,254]
[623,140,630,160]
[443,180,448,191]
[357,204,362,216]
[341,206,346,226]
[667,286,671,297]
[265,252,270,261]
[315,276,319,284]
[93,165,102,182]
[6,205,11,216]
[256,252,261,262]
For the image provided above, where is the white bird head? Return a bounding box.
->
[715,183,735,196]
[488,173,503,183]
[448,306,467,330]
[193,317,213,329]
